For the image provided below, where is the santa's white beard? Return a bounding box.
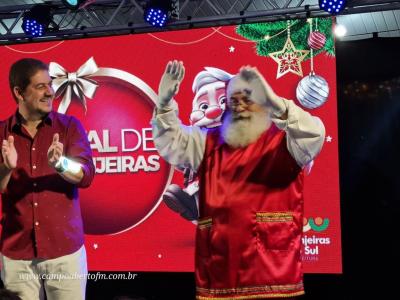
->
[221,110,270,148]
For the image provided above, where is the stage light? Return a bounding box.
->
[22,4,52,37]
[319,0,347,14]
[144,8,167,27]
[144,1,175,28]
[334,24,347,37]
[61,0,87,10]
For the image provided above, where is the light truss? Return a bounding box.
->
[0,0,399,45]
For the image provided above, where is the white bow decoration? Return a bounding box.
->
[49,57,99,114]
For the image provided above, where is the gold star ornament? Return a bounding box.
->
[269,36,310,79]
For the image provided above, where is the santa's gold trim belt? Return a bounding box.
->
[256,212,293,223]
[196,282,304,299]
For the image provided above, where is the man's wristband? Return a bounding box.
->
[54,156,82,174]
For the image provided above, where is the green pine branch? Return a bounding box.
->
[236,17,335,60]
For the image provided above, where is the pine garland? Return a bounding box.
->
[236,17,335,60]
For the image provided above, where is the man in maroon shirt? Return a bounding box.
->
[0,58,94,300]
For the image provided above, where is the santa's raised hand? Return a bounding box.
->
[239,66,287,118]
[1,136,17,170]
[47,133,63,168]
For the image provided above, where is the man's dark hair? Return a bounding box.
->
[9,58,49,103]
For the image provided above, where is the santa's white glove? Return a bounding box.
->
[239,66,286,117]
[158,60,185,109]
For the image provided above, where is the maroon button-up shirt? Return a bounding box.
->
[0,111,95,259]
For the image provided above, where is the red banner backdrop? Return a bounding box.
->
[0,23,341,273]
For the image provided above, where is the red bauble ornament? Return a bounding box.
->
[51,64,173,235]
[307,31,326,50]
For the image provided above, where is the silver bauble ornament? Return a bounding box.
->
[296,72,329,109]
